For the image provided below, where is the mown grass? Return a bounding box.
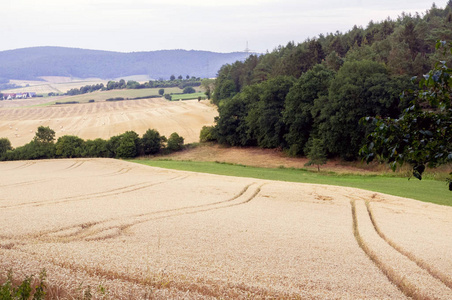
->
[171,92,205,101]
[129,159,451,206]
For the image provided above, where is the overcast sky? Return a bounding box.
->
[2,0,441,53]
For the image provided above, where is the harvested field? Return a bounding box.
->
[1,158,451,299]
[0,98,217,147]
[7,77,109,94]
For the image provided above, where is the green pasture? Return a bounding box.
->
[129,159,451,207]
[171,92,206,101]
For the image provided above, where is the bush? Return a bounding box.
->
[183,86,196,94]
[166,132,184,152]
[82,138,108,157]
[0,138,12,159]
[55,135,85,158]
[108,131,140,158]
[0,269,46,300]
[5,141,55,160]
[164,94,172,100]
[106,97,125,101]
[55,101,79,105]
[199,126,217,142]
[141,129,166,155]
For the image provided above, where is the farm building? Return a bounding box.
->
[1,92,36,100]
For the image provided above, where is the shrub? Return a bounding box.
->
[6,141,55,160]
[0,269,47,300]
[304,138,327,171]
[183,86,196,94]
[106,97,124,101]
[166,132,184,152]
[107,131,140,158]
[55,101,79,105]
[82,138,108,157]
[141,129,166,155]
[199,126,217,142]
[55,135,85,158]
[0,138,12,159]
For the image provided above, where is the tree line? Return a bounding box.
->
[208,2,452,162]
[65,78,202,96]
[0,127,184,161]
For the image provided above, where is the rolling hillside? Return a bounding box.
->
[0,47,251,81]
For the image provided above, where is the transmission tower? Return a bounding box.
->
[244,41,250,54]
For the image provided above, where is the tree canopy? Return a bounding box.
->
[361,41,452,189]
[209,3,451,167]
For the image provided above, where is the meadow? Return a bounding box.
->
[131,159,451,206]
[1,158,451,299]
[171,92,206,101]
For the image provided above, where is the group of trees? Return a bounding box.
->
[169,75,197,81]
[209,2,452,165]
[209,61,412,160]
[63,78,202,97]
[66,83,105,96]
[361,41,452,188]
[0,127,185,161]
[105,78,201,90]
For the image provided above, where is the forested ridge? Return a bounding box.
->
[210,2,452,161]
[0,47,249,81]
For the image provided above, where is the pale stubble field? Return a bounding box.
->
[1,158,451,299]
[0,98,217,147]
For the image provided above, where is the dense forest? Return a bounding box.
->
[0,47,249,81]
[209,2,452,161]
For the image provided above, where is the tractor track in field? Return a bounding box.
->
[32,182,263,243]
[0,181,278,299]
[0,175,187,210]
[365,200,452,291]
[350,196,452,299]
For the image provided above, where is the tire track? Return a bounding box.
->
[351,199,452,299]
[0,179,50,189]
[36,183,263,243]
[64,160,85,170]
[0,175,187,209]
[101,167,132,177]
[350,199,420,299]
[365,200,452,291]
[5,161,36,170]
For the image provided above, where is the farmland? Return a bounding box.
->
[0,97,217,147]
[1,158,451,299]
[170,92,206,101]
[6,77,110,95]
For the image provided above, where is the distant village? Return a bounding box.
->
[1,92,37,100]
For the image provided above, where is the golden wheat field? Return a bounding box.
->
[8,77,109,94]
[0,98,217,147]
[1,158,451,299]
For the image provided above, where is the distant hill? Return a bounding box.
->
[0,47,251,81]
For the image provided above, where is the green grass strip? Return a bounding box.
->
[171,92,205,101]
[129,159,451,207]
